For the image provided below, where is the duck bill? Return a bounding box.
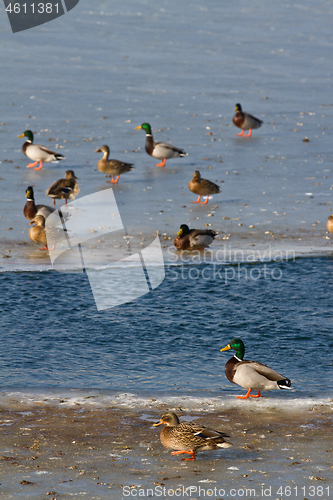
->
[28,221,36,225]
[220,344,231,352]
[18,133,25,138]
[177,230,183,236]
[134,125,142,130]
[153,420,163,427]
[94,148,101,153]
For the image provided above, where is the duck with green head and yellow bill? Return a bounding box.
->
[327,214,333,234]
[174,224,216,250]
[135,122,187,167]
[18,130,65,170]
[233,103,263,137]
[220,338,292,399]
[153,412,232,461]
[24,186,55,222]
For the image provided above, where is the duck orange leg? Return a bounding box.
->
[53,199,56,205]
[192,195,202,204]
[34,161,43,170]
[39,245,48,250]
[155,158,166,167]
[235,130,245,137]
[237,389,261,399]
[171,450,196,461]
[107,176,120,183]
[27,161,39,168]
[199,195,210,204]
[245,129,252,137]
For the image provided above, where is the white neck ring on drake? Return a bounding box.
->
[234,355,242,362]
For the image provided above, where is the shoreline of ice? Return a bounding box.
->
[1,388,332,414]
[0,237,332,272]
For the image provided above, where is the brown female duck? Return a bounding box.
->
[46,170,80,205]
[94,145,134,183]
[188,170,220,204]
[327,214,333,234]
[153,412,232,461]
[28,214,48,250]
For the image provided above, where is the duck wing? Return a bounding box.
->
[238,360,287,382]
[190,425,229,440]
[154,141,187,158]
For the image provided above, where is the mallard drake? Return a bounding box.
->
[28,214,48,250]
[220,338,292,399]
[233,103,263,137]
[188,170,220,204]
[46,170,80,205]
[174,224,216,250]
[18,130,65,170]
[153,412,232,461]
[24,186,55,222]
[94,145,134,183]
[327,215,333,234]
[135,122,187,167]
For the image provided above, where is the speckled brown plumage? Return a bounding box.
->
[153,412,232,461]
[94,145,133,183]
[188,170,220,204]
[46,170,80,205]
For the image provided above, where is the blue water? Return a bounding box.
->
[1,257,332,401]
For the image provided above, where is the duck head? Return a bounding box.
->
[18,130,34,142]
[220,338,245,360]
[94,145,110,155]
[135,123,152,135]
[25,186,35,200]
[192,170,201,181]
[64,170,79,180]
[153,412,180,427]
[29,214,46,227]
[177,224,190,236]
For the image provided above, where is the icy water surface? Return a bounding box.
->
[1,1,333,499]
[1,257,332,403]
